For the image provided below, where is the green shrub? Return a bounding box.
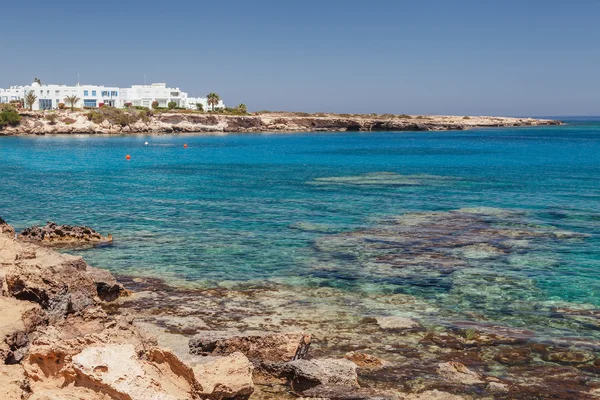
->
[58,103,66,110]
[195,103,204,112]
[0,108,22,129]
[167,102,177,110]
[398,114,412,119]
[87,110,105,124]
[151,101,159,109]
[45,113,59,125]
[463,116,471,120]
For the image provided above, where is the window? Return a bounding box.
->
[83,99,97,107]
[111,91,118,97]
[92,90,96,96]
[170,92,179,97]
[101,91,109,97]
[39,99,52,110]
[84,90,89,96]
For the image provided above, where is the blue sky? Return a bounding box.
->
[2,0,599,115]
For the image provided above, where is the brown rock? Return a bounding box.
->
[285,358,359,392]
[0,217,15,237]
[71,344,198,400]
[193,352,254,399]
[437,361,484,385]
[542,349,596,365]
[344,351,388,369]
[18,221,112,248]
[493,347,532,366]
[0,364,28,400]
[189,331,311,362]
[0,296,46,363]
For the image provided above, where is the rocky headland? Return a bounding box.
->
[0,110,561,135]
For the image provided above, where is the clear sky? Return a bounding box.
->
[2,0,599,115]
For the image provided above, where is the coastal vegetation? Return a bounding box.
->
[44,112,58,125]
[207,92,220,111]
[86,106,150,127]
[64,95,80,111]
[24,91,37,111]
[0,105,21,129]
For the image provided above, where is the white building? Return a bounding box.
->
[0,81,224,111]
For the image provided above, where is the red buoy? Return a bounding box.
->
[126,154,131,160]
[184,144,188,148]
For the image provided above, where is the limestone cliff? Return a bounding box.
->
[0,110,561,135]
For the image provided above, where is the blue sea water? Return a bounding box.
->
[1,120,600,336]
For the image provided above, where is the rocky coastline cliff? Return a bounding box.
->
[0,111,561,136]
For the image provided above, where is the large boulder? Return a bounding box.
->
[3,250,99,320]
[0,234,124,320]
[193,352,254,399]
[189,330,311,362]
[71,344,198,400]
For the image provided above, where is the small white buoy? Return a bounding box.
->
[144,141,148,145]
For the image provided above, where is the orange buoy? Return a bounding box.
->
[126,154,131,160]
[184,144,188,148]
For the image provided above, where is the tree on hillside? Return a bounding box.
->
[34,77,42,85]
[64,95,80,111]
[237,104,247,113]
[196,103,204,112]
[207,93,220,111]
[25,91,38,111]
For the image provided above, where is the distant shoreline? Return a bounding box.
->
[0,110,562,136]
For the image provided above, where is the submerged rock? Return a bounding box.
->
[437,361,484,385]
[376,316,421,331]
[18,221,112,248]
[344,351,388,369]
[189,330,312,362]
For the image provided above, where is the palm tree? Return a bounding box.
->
[207,93,220,111]
[34,77,42,85]
[237,104,247,113]
[64,95,80,111]
[24,91,38,111]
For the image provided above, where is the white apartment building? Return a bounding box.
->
[0,81,225,111]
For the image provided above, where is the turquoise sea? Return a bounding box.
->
[1,120,599,338]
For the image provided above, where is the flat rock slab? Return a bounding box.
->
[376,317,421,331]
[189,330,311,362]
[286,358,359,392]
[193,352,254,399]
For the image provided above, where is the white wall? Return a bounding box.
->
[0,82,225,110]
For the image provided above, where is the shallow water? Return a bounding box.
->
[1,121,599,339]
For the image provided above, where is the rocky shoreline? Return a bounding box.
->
[3,214,600,399]
[0,111,561,135]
